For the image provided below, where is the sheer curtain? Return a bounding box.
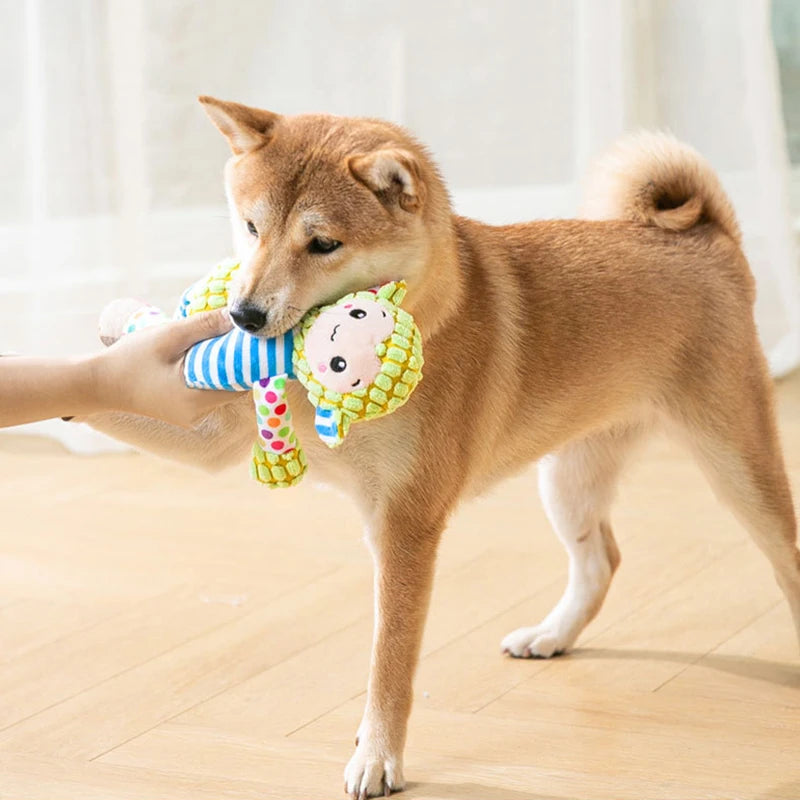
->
[1,0,798,450]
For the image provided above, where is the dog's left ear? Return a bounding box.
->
[198,96,279,155]
[348,149,425,213]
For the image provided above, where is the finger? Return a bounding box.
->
[161,308,233,355]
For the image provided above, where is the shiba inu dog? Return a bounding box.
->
[87,97,799,798]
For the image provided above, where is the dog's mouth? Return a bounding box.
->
[278,304,309,335]
[238,304,308,339]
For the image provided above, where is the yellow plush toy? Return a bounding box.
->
[105,260,423,487]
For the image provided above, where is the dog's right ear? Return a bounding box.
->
[198,96,279,155]
[348,149,426,213]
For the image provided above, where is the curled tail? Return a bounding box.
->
[581,131,741,245]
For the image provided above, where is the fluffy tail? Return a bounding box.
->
[581,131,741,245]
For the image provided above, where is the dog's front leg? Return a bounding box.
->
[78,393,254,471]
[345,503,445,798]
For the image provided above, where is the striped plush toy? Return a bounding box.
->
[103,260,423,488]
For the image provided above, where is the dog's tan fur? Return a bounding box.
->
[87,99,800,798]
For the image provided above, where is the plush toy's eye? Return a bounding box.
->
[246,221,258,237]
[330,356,347,373]
[309,237,341,254]
[349,308,367,319]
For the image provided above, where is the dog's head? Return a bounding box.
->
[200,96,447,337]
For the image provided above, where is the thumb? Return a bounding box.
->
[163,308,233,356]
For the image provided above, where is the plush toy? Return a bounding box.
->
[102,260,423,487]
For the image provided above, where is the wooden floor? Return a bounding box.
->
[1,373,800,800]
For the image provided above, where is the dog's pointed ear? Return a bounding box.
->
[198,96,279,155]
[348,149,425,213]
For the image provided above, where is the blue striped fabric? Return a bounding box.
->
[184,328,296,391]
[314,406,342,446]
[175,283,197,319]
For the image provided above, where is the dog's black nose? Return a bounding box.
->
[230,302,267,333]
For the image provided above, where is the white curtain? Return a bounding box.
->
[1,0,798,450]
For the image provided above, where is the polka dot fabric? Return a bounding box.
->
[124,305,168,334]
[250,375,308,487]
[255,376,296,453]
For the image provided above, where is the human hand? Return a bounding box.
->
[89,308,240,427]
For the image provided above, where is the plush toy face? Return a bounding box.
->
[303,297,395,394]
[293,280,423,445]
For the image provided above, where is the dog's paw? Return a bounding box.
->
[500,623,575,658]
[344,739,404,798]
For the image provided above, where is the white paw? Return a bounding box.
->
[344,739,404,798]
[501,623,576,658]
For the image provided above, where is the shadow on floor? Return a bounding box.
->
[403,775,800,800]
[568,646,800,688]
[753,780,800,800]
[405,782,550,800]
[755,781,800,800]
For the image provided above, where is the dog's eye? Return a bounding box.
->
[330,356,347,373]
[309,237,341,255]
[246,221,258,237]
[349,309,367,320]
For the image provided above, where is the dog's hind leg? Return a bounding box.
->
[664,351,800,649]
[502,422,646,658]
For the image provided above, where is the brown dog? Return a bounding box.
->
[87,98,800,798]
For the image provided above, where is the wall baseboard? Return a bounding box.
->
[0,420,132,454]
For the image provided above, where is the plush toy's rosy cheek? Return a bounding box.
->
[304,300,394,394]
[307,346,381,394]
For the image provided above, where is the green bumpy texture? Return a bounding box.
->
[249,443,308,489]
[292,282,424,442]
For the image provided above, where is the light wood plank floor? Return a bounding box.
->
[1,372,799,800]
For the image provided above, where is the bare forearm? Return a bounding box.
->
[0,309,236,430]
[0,355,106,427]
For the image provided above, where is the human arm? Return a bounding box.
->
[0,308,237,429]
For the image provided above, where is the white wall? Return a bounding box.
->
[1,0,797,375]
